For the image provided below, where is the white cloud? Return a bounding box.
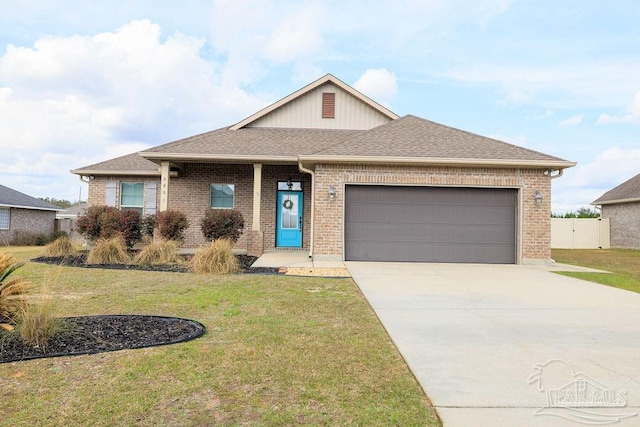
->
[0,19,265,201]
[551,147,640,212]
[353,69,398,107]
[597,92,640,124]
[558,114,584,127]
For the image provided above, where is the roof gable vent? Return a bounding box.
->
[322,92,335,119]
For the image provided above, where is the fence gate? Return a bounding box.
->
[551,218,610,249]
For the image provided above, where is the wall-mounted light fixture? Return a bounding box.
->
[533,190,543,206]
[328,185,336,200]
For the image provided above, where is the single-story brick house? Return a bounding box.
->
[0,184,61,243]
[592,172,640,248]
[72,74,575,264]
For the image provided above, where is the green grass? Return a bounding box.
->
[1,247,440,426]
[552,248,640,293]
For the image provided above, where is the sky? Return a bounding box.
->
[0,0,638,213]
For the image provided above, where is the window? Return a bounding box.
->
[0,208,9,230]
[322,92,335,118]
[120,182,144,214]
[211,184,234,209]
[278,181,303,191]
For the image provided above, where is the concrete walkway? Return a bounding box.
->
[251,250,346,269]
[346,262,640,426]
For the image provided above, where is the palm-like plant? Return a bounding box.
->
[0,253,31,329]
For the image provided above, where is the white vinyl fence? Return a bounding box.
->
[551,218,610,249]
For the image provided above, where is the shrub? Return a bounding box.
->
[10,230,51,246]
[0,253,31,326]
[17,299,65,350]
[43,235,77,257]
[200,209,244,243]
[141,214,157,238]
[189,239,239,274]
[134,240,181,265]
[119,209,142,248]
[77,205,142,248]
[157,210,189,241]
[86,236,131,265]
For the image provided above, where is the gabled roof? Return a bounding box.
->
[229,74,399,130]
[140,127,361,164]
[71,74,575,176]
[592,173,640,205]
[71,153,160,176]
[299,115,574,168]
[0,185,62,211]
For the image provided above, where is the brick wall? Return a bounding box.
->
[0,208,56,243]
[313,164,552,263]
[601,203,640,248]
[87,164,312,252]
[87,175,161,211]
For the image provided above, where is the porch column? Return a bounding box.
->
[160,161,170,212]
[252,163,262,230]
[247,163,264,256]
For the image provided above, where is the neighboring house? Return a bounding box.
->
[56,202,88,240]
[72,74,575,264]
[592,173,640,248]
[0,184,62,243]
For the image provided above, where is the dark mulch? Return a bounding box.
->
[31,253,280,275]
[0,315,206,363]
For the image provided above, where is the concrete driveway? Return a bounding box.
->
[346,262,640,426]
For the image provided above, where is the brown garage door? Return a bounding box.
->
[344,185,517,263]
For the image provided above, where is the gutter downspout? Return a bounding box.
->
[546,168,564,179]
[298,161,315,260]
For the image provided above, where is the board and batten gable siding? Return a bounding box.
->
[246,82,392,130]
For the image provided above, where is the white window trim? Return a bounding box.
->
[210,183,235,209]
[120,182,145,212]
[0,208,9,230]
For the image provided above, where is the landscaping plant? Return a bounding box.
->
[17,299,65,350]
[134,239,182,265]
[200,209,244,242]
[77,205,142,248]
[189,239,239,274]
[156,210,189,241]
[86,236,131,265]
[0,253,31,329]
[43,235,77,257]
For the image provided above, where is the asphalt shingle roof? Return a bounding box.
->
[141,127,362,157]
[309,115,567,161]
[71,153,160,173]
[592,173,640,204]
[0,185,61,210]
[72,116,572,174]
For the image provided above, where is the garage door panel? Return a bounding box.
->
[347,223,515,244]
[345,186,517,263]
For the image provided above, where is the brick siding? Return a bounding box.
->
[313,164,552,263]
[0,208,56,243]
[601,203,640,248]
[86,163,552,262]
[86,164,312,252]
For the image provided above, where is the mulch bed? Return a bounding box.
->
[31,254,280,275]
[0,315,206,363]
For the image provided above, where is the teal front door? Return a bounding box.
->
[276,191,303,247]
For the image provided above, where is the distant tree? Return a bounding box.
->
[39,197,73,209]
[551,207,600,218]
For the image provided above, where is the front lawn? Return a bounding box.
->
[1,246,440,426]
[551,248,640,293]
